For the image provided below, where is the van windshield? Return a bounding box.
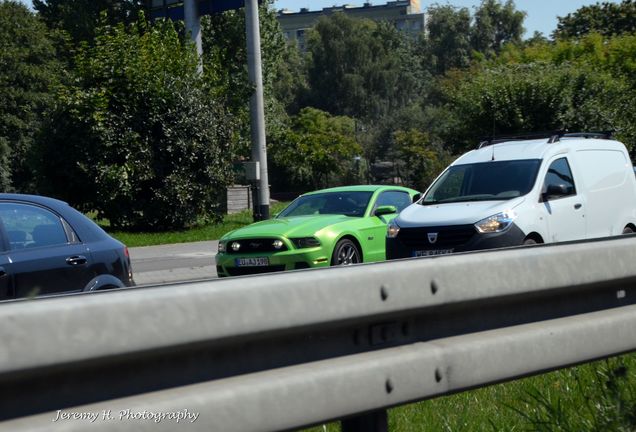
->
[422,159,541,205]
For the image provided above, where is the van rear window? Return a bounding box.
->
[423,159,541,204]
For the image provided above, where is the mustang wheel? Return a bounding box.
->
[331,239,361,266]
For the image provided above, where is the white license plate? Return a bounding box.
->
[413,249,454,257]
[235,257,270,267]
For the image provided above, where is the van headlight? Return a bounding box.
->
[475,211,516,234]
[387,221,401,238]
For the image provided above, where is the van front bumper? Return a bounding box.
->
[386,223,526,260]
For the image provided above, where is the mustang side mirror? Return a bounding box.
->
[374,205,397,217]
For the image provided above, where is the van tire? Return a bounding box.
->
[622,226,634,234]
[523,238,537,245]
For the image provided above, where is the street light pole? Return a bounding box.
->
[245,0,270,220]
[183,0,203,74]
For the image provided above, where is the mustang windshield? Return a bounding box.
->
[279,191,373,218]
[423,159,541,205]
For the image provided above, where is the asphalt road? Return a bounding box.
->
[129,240,218,285]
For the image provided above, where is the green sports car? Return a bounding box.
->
[215,185,419,277]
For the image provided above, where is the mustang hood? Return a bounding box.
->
[397,198,525,227]
[223,215,355,239]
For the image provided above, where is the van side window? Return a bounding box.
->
[543,158,576,200]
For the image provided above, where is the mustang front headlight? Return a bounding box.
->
[474,211,516,234]
[291,237,321,249]
[387,221,400,238]
[218,241,226,253]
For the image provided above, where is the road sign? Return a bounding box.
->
[149,0,260,20]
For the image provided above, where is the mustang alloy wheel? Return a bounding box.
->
[331,239,361,266]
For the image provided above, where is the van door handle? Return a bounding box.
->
[574,203,582,209]
[0,266,6,277]
[66,256,87,266]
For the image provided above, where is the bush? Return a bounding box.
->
[35,17,235,230]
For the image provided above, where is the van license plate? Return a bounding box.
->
[236,257,269,267]
[413,249,454,257]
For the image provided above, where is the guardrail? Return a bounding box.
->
[1,236,636,431]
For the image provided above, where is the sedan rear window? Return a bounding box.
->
[0,203,68,249]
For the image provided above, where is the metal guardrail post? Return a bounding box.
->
[342,409,388,432]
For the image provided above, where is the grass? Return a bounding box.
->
[302,353,636,432]
[102,202,290,247]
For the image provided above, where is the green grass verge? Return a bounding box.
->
[103,202,290,247]
[302,353,636,432]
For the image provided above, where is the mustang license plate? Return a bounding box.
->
[235,257,270,267]
[413,249,454,257]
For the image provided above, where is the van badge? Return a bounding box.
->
[428,233,438,244]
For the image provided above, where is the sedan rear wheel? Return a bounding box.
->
[331,239,361,266]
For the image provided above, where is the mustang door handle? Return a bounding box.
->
[574,203,582,209]
[0,266,5,277]
[66,256,88,266]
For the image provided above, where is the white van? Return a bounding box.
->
[386,133,636,259]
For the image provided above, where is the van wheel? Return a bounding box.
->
[623,226,634,234]
[523,238,537,245]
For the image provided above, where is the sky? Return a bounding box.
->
[273,0,622,38]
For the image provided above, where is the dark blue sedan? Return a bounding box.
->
[0,194,134,300]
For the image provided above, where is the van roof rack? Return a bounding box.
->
[550,131,614,143]
[478,131,566,148]
[478,130,614,148]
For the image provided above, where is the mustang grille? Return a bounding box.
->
[226,238,288,254]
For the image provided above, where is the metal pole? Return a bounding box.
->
[245,0,270,220]
[184,0,203,74]
[341,410,389,432]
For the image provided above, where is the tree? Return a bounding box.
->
[422,5,472,75]
[270,108,361,189]
[555,0,636,39]
[33,0,143,44]
[471,0,525,58]
[438,62,634,152]
[0,1,59,192]
[305,13,426,120]
[35,18,236,230]
[202,1,287,157]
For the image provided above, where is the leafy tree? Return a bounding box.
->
[271,108,361,189]
[202,0,287,157]
[439,62,634,152]
[471,0,525,58]
[33,0,143,44]
[422,5,472,75]
[0,1,59,192]
[35,18,236,230]
[305,13,426,120]
[555,0,636,39]
[392,129,453,191]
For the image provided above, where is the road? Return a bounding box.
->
[129,240,218,285]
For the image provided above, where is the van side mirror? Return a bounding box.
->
[412,193,422,203]
[374,205,397,216]
[543,184,570,201]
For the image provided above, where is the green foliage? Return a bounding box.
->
[33,0,143,44]
[0,0,59,192]
[421,5,472,75]
[392,129,453,191]
[202,1,287,157]
[305,13,426,121]
[471,0,526,58]
[555,0,636,39]
[36,17,235,230]
[271,108,361,189]
[439,62,635,153]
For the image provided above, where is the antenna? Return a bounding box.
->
[491,143,495,161]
